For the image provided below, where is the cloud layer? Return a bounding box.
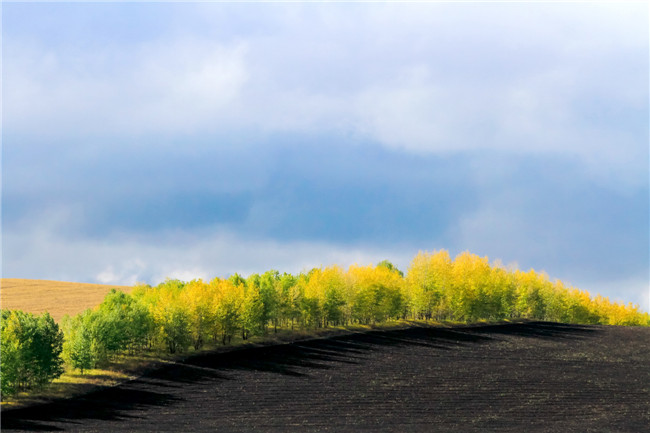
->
[3,2,648,311]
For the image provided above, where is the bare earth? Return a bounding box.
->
[1,279,133,322]
[2,322,649,432]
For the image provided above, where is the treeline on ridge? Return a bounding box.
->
[2,250,648,397]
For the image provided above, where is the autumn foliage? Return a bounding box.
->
[2,250,648,396]
[64,250,649,365]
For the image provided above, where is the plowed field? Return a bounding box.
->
[2,322,649,432]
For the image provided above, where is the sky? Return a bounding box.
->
[2,2,649,312]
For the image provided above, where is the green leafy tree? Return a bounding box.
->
[377,260,404,277]
[145,282,193,354]
[1,310,64,396]
[62,311,95,373]
[96,289,154,352]
[259,270,280,332]
[274,273,297,329]
[160,306,192,354]
[323,286,346,326]
[228,273,247,288]
[63,290,156,373]
[240,287,265,339]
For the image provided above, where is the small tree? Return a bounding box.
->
[159,307,192,354]
[212,279,243,345]
[323,287,346,326]
[377,260,404,277]
[97,289,154,352]
[241,287,265,339]
[1,310,64,396]
[62,312,95,373]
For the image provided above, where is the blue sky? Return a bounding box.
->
[2,2,648,311]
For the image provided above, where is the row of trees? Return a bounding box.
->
[405,251,644,325]
[59,251,649,371]
[2,250,648,396]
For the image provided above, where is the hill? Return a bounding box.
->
[1,279,133,322]
[2,322,649,432]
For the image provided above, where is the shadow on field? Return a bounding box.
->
[1,321,598,431]
[1,364,227,431]
[180,325,496,378]
[1,387,182,431]
[466,320,599,339]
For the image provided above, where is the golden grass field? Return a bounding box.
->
[1,279,133,322]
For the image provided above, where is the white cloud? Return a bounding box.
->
[585,276,650,314]
[4,37,249,137]
[96,267,120,285]
[3,220,413,287]
[119,38,249,134]
[353,67,450,153]
[96,259,147,285]
[5,3,646,183]
[246,3,646,186]
[3,2,647,312]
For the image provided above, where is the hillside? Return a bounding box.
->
[1,279,133,322]
[2,322,649,432]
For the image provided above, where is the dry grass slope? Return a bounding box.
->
[1,279,133,322]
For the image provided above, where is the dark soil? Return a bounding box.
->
[2,322,649,432]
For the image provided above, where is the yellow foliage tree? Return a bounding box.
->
[405,250,452,320]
